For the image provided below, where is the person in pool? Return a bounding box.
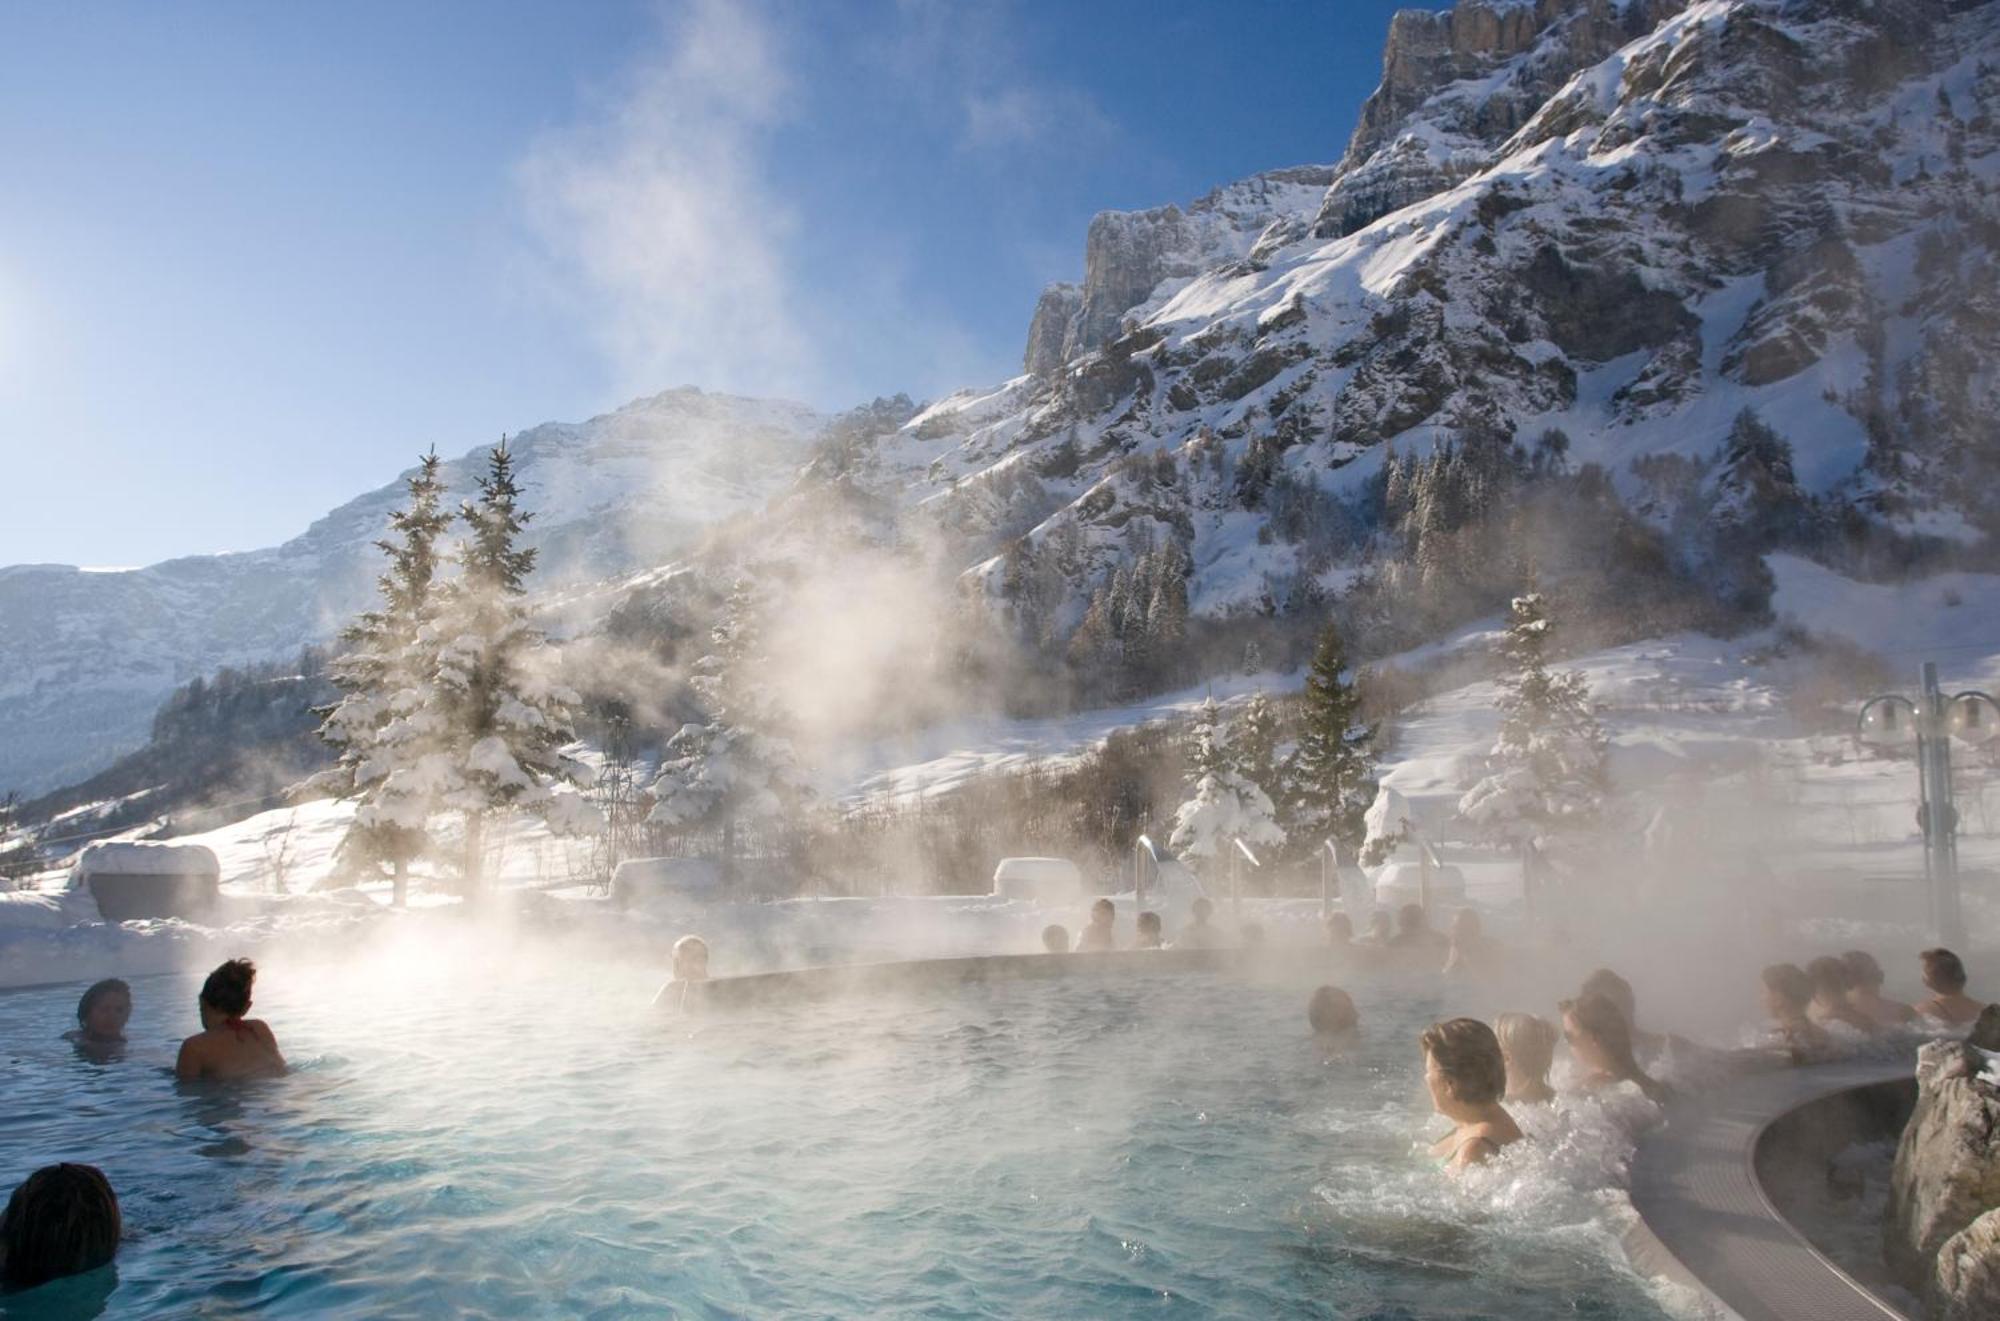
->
[1915,948,1984,1026]
[1420,1017,1523,1169]
[175,959,285,1082]
[1760,963,1834,1064]
[1177,897,1228,949]
[1494,1012,1559,1105]
[1075,899,1117,952]
[1041,924,1071,954]
[1441,908,1503,978]
[63,979,131,1051]
[1805,956,1878,1034]
[1324,912,1353,950]
[653,935,711,1011]
[1308,986,1360,1052]
[1362,910,1393,946]
[1577,968,1674,1062]
[0,1163,120,1290]
[1135,911,1164,950]
[1388,904,1449,959]
[1841,950,1916,1028]
[1559,994,1673,1104]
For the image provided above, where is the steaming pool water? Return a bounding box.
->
[3,959,1684,1319]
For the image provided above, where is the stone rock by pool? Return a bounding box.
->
[1887,1008,2000,1319]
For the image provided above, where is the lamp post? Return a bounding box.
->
[1857,662,1999,947]
[1134,833,1161,912]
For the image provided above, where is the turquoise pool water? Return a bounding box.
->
[1,957,1678,1318]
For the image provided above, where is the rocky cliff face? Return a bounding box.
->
[1022,165,1335,378]
[1888,1014,2000,1319]
[0,389,822,795]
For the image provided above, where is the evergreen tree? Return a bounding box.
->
[428,440,600,889]
[1457,591,1609,847]
[1169,698,1285,873]
[1236,690,1284,810]
[648,578,809,880]
[1283,619,1376,852]
[312,449,451,905]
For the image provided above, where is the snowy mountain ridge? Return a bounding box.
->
[0,388,823,794]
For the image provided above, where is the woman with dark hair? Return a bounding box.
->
[1559,994,1674,1105]
[1421,1017,1522,1169]
[0,1163,120,1289]
[1805,956,1878,1034]
[63,979,131,1047]
[1915,948,1984,1026]
[1307,985,1360,1051]
[1761,963,1834,1064]
[175,959,286,1081]
[1841,950,1915,1028]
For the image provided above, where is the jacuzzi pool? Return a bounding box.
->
[2,954,1682,1318]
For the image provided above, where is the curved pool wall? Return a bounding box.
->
[1628,1059,1917,1321]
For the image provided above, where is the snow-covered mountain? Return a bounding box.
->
[12,0,1999,803]
[815,0,1998,629]
[0,389,822,794]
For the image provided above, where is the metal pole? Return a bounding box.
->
[1135,835,1146,913]
[1320,840,1334,922]
[1231,847,1240,923]
[1921,662,1965,946]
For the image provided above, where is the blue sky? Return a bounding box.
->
[0,0,1422,568]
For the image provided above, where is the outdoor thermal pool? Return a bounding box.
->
[3,957,1688,1318]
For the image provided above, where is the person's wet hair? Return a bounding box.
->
[672,935,709,979]
[1091,898,1115,921]
[1136,911,1162,946]
[1494,1012,1558,1077]
[1762,963,1814,1010]
[0,1163,120,1289]
[75,979,130,1028]
[1308,986,1358,1035]
[1841,949,1886,989]
[1191,897,1213,923]
[1921,947,1968,992]
[1420,1018,1506,1106]
[1041,924,1070,954]
[1806,955,1856,997]
[1561,994,1672,1104]
[1397,903,1426,932]
[1325,912,1352,944]
[199,959,256,1017]
[1579,968,1636,1023]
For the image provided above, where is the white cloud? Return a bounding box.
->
[515,0,818,403]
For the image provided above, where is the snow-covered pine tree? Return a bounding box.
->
[428,440,599,890]
[1236,690,1284,813]
[1169,697,1284,875]
[648,578,808,881]
[1457,591,1609,848]
[1283,619,1375,856]
[312,449,450,905]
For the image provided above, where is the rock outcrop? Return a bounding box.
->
[1888,1020,2000,1319]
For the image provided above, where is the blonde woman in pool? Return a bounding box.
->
[1494,1012,1559,1105]
[653,935,710,1012]
[1421,1017,1523,1170]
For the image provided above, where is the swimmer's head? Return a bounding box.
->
[1841,950,1886,989]
[1560,993,1638,1078]
[1494,1012,1558,1080]
[1090,898,1115,926]
[672,935,710,982]
[1041,924,1070,954]
[75,979,131,1042]
[1136,911,1163,948]
[1921,947,1967,993]
[1806,955,1855,999]
[0,1163,120,1289]
[1325,912,1353,946]
[1761,963,1813,1016]
[1397,903,1427,933]
[1367,911,1392,939]
[1421,1017,1506,1112]
[1191,897,1213,925]
[1308,986,1358,1035]
[198,959,256,1023]
[1450,908,1482,941]
[1579,968,1636,1023]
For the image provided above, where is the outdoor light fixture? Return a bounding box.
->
[1856,695,1920,748]
[1948,692,2000,746]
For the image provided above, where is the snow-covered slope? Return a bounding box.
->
[826,0,2000,635]
[0,388,823,794]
